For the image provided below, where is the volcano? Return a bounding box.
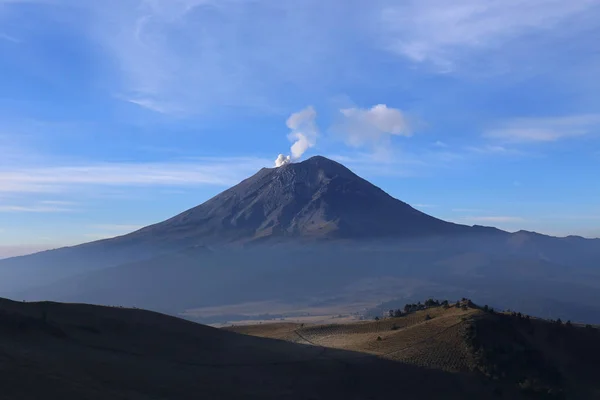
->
[2,156,600,325]
[129,155,477,246]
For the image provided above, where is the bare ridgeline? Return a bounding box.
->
[1,156,600,398]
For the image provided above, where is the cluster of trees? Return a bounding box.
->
[386,298,453,319]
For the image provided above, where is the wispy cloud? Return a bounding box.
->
[379,0,599,71]
[0,204,76,213]
[82,0,356,115]
[414,204,437,209]
[0,157,269,195]
[452,208,485,213]
[331,104,414,161]
[466,145,529,156]
[0,32,19,43]
[484,114,600,143]
[460,216,525,223]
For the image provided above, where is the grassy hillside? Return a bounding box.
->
[1,297,505,400]
[229,300,600,399]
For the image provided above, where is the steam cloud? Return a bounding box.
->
[337,104,411,149]
[274,154,291,167]
[274,106,318,167]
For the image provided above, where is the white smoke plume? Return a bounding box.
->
[274,106,318,167]
[274,154,291,167]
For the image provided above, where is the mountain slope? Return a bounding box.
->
[130,155,478,244]
[230,302,600,398]
[0,297,499,399]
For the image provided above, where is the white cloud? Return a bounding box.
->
[484,114,600,142]
[414,204,437,209]
[379,0,599,70]
[462,216,524,223]
[0,204,75,213]
[0,157,269,195]
[452,208,485,213]
[466,145,528,156]
[336,104,412,153]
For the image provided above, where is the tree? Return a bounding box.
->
[566,320,573,328]
[389,310,395,318]
[425,298,436,307]
[375,316,380,321]
[404,304,411,314]
[394,309,403,318]
[556,318,562,325]
[483,305,489,312]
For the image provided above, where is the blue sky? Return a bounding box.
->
[1,0,600,257]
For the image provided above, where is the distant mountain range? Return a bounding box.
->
[1,156,600,323]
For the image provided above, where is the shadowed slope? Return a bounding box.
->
[0,297,505,400]
[231,304,600,398]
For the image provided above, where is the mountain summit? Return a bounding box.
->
[133,155,471,244]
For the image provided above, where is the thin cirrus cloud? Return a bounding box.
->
[3,0,597,116]
[0,157,270,196]
[461,216,525,223]
[84,0,356,115]
[484,114,600,143]
[0,32,19,43]
[379,0,599,70]
[0,204,75,213]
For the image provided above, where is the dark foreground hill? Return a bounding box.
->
[0,297,512,400]
[229,300,600,399]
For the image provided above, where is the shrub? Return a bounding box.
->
[377,336,382,341]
